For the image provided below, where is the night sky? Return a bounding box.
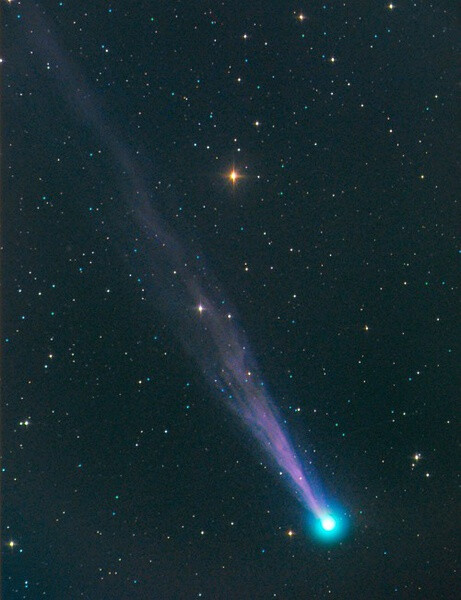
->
[2,1,459,599]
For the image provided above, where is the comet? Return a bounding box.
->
[21,2,347,540]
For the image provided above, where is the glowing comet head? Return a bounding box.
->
[321,515,336,531]
[308,508,348,544]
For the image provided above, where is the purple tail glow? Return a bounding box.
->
[21,3,333,522]
[190,287,325,518]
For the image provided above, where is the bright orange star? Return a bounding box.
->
[229,169,239,184]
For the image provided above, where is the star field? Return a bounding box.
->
[1,1,459,598]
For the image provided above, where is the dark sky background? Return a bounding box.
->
[2,1,459,598]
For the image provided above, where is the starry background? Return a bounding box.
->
[2,1,459,598]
